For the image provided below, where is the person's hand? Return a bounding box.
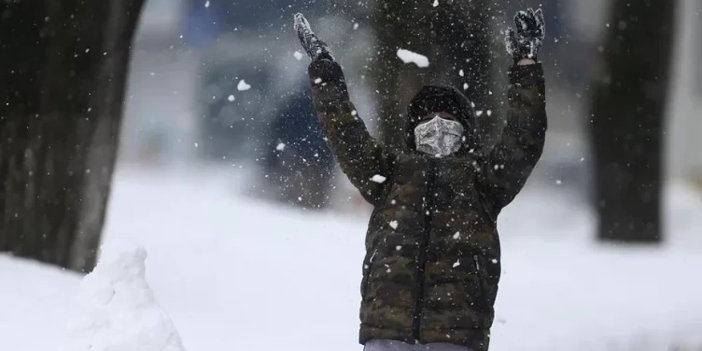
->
[294,13,334,61]
[505,8,545,64]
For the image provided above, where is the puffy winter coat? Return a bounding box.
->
[307,58,547,351]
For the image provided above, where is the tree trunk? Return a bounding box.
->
[369,0,498,148]
[589,0,677,243]
[0,0,145,271]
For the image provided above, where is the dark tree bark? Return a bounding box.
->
[0,0,145,271]
[589,0,677,243]
[369,0,498,148]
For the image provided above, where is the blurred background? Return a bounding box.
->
[1,1,701,351]
[118,0,702,211]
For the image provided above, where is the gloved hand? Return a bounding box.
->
[505,8,545,63]
[294,13,334,62]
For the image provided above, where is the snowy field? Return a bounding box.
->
[2,166,702,351]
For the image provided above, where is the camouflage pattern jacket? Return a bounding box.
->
[307,58,547,351]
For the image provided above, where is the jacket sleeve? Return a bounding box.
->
[480,63,547,214]
[307,58,393,204]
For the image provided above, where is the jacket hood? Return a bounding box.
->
[405,85,477,151]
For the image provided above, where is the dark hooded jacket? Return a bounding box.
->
[307,58,547,351]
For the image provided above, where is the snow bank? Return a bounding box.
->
[70,242,186,351]
[0,255,80,351]
[2,168,701,351]
[397,49,430,68]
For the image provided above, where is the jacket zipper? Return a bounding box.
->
[412,158,437,341]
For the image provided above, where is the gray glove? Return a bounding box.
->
[294,13,334,61]
[505,8,545,63]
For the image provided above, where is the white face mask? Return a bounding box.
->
[414,115,464,157]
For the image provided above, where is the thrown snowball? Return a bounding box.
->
[237,79,251,91]
[389,220,399,230]
[397,49,430,68]
[371,174,387,184]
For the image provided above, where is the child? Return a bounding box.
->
[294,9,546,351]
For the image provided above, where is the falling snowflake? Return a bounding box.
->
[293,51,304,60]
[227,94,235,102]
[452,259,461,268]
[276,143,286,151]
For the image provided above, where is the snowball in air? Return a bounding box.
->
[371,174,386,184]
[397,49,430,68]
[389,220,398,230]
[237,80,251,91]
[227,94,235,102]
[433,0,439,7]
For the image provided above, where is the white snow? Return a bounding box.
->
[276,142,286,151]
[1,168,702,351]
[236,79,251,91]
[227,94,235,102]
[293,51,304,60]
[204,1,209,8]
[396,49,430,68]
[371,174,386,184]
[389,220,399,230]
[69,242,186,351]
[432,0,439,7]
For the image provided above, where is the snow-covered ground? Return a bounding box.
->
[2,167,702,351]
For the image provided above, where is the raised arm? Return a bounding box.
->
[480,8,547,215]
[294,13,393,204]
